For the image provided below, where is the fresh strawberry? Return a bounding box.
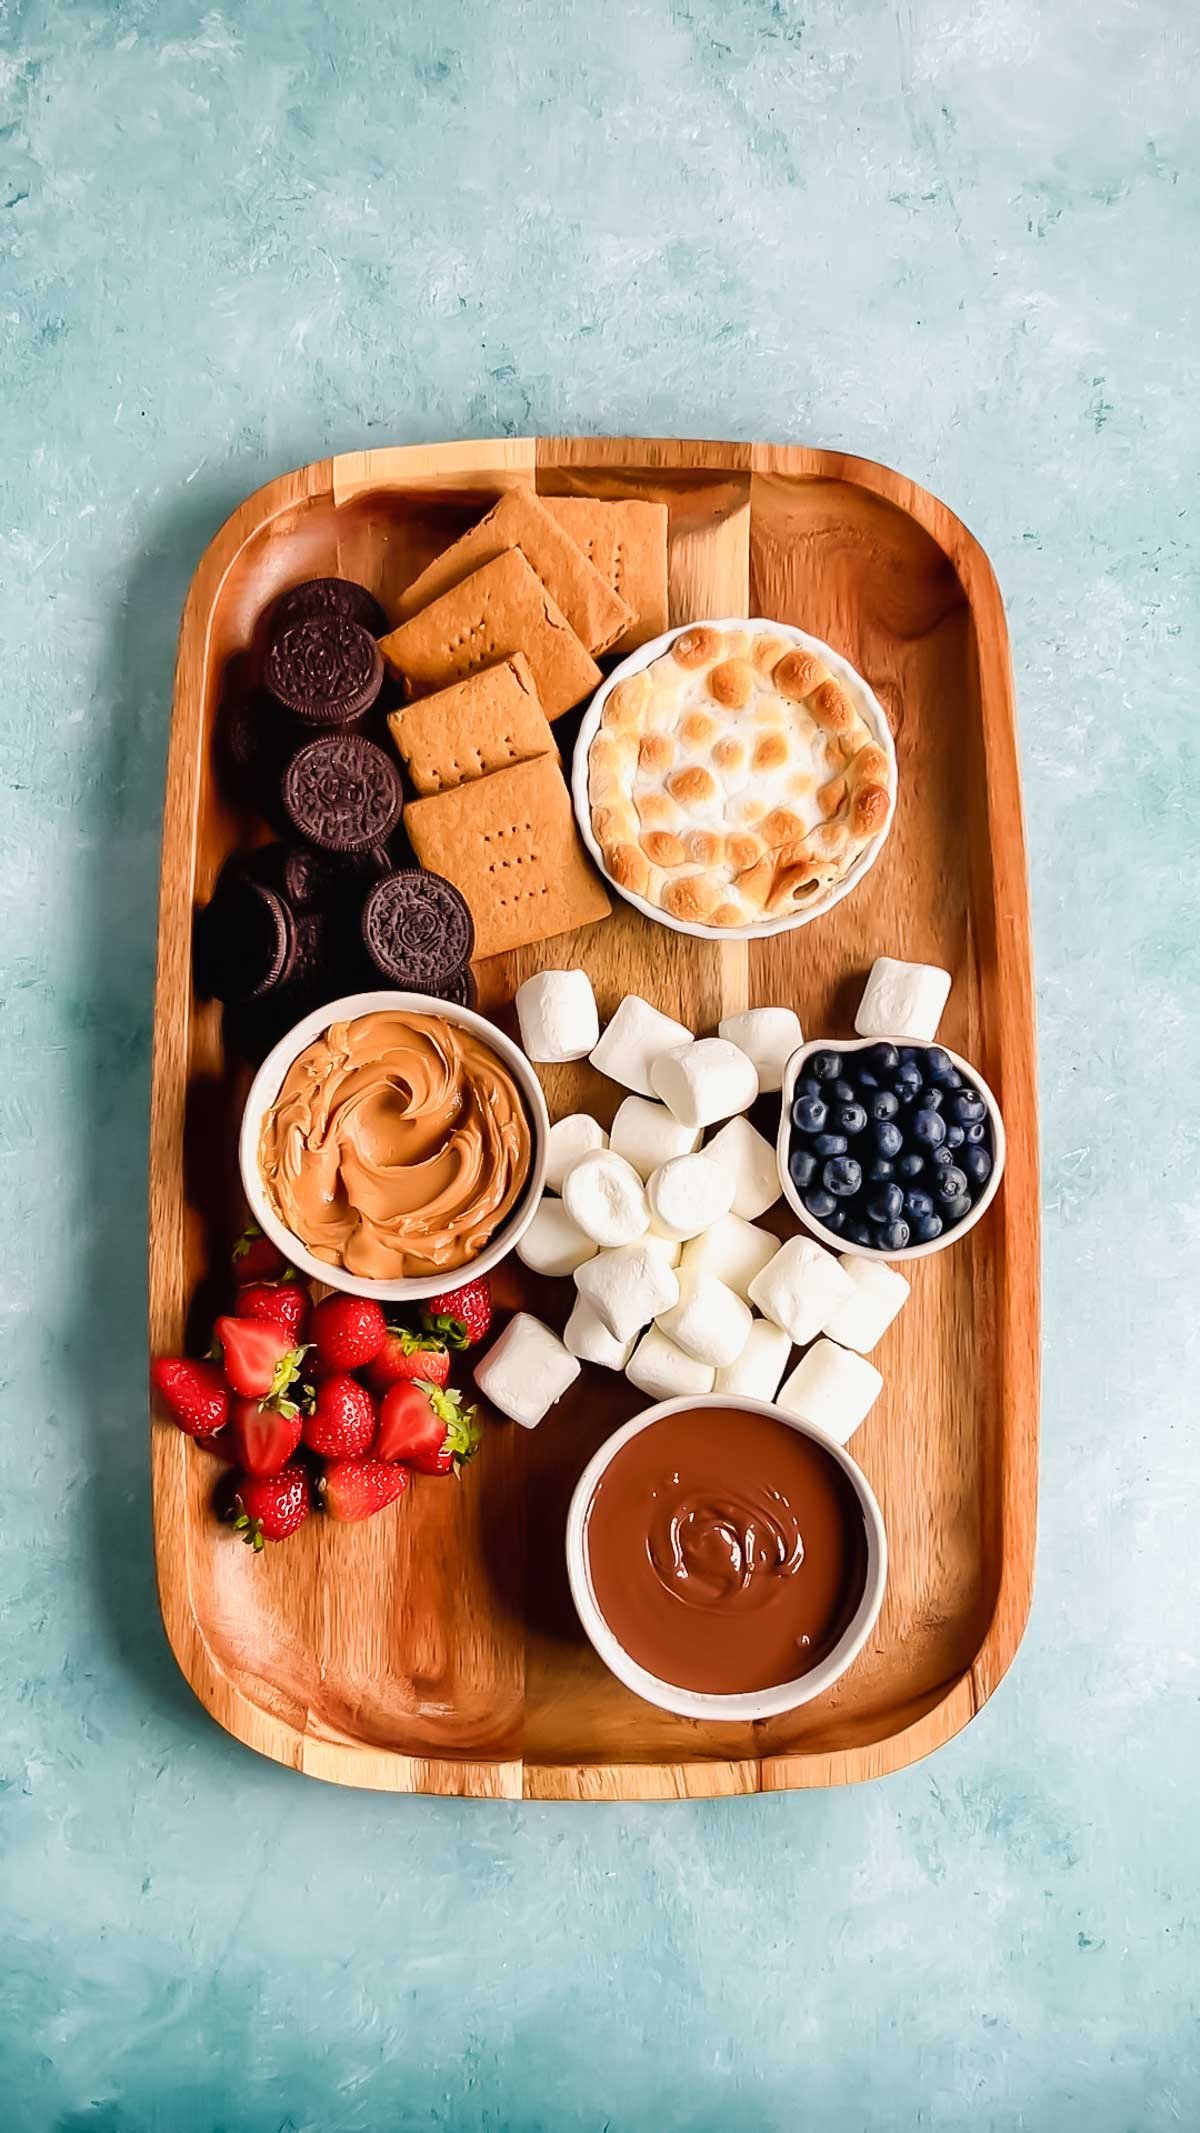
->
[421,1275,492,1349]
[366,1324,451,1393]
[214,1315,305,1402]
[375,1381,481,1476]
[151,1357,230,1439]
[195,1427,238,1462]
[229,1394,304,1478]
[232,1225,287,1284]
[236,1279,309,1345]
[302,1373,376,1459]
[232,1464,310,1548]
[308,1294,387,1373]
[321,1456,410,1524]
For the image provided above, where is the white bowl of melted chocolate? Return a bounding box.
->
[240,990,548,1303]
[566,1395,888,1722]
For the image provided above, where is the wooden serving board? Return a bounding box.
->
[149,437,1038,1800]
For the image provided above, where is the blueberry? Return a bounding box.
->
[855,1068,881,1090]
[834,1102,868,1135]
[831,1078,857,1104]
[924,1047,955,1083]
[912,1108,946,1149]
[897,1151,924,1179]
[930,1144,954,1167]
[913,1213,943,1243]
[843,1220,874,1247]
[823,1207,847,1234]
[962,1144,992,1187]
[804,1186,838,1221]
[809,1050,842,1083]
[944,1122,965,1148]
[964,1120,988,1145]
[866,1184,904,1223]
[902,1189,934,1221]
[899,1046,922,1064]
[948,1090,986,1125]
[894,1062,923,1100]
[879,1219,911,1252]
[873,1119,903,1159]
[866,1042,900,1074]
[798,1076,823,1101]
[789,1147,817,1189]
[867,1156,896,1182]
[812,1132,849,1157]
[935,1164,968,1201]
[916,1085,943,1111]
[792,1094,827,1134]
[941,1192,973,1224]
[942,1069,963,1092]
[824,1155,862,1197]
[868,1089,899,1121]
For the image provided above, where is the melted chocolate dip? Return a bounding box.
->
[584,1406,869,1695]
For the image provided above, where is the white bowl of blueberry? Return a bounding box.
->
[777,1037,1006,1261]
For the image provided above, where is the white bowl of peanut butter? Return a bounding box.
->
[239,990,549,1302]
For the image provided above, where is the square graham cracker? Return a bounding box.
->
[386,654,556,796]
[403,754,611,961]
[542,497,669,652]
[395,486,632,656]
[378,549,600,720]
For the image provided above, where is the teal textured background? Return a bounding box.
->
[2,2,1197,2127]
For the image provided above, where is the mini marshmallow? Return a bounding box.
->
[747,1236,853,1345]
[717,1007,804,1094]
[474,1312,581,1429]
[515,968,599,1062]
[777,1338,882,1444]
[680,1214,779,1302]
[608,1094,701,1180]
[574,1240,680,1344]
[854,956,952,1042]
[544,1112,608,1194]
[645,1227,683,1268]
[562,1150,650,1249]
[702,1114,781,1221]
[712,1318,792,1401]
[651,1037,759,1130]
[656,1274,752,1368]
[646,1152,734,1241]
[590,995,693,1099]
[626,1325,715,1402]
[563,1295,636,1371]
[823,1255,911,1355]
[515,1196,597,1278]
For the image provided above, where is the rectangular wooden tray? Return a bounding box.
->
[149,436,1039,1800]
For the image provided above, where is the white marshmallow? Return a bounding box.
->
[646,1152,734,1241]
[777,1338,882,1444]
[651,1037,759,1130]
[515,968,599,1062]
[608,1094,701,1180]
[644,1227,683,1268]
[544,1112,608,1194]
[626,1325,715,1402]
[590,995,693,1098]
[854,957,952,1042]
[656,1274,752,1368]
[713,1318,792,1401]
[563,1295,636,1370]
[823,1255,911,1355]
[515,1196,597,1278]
[717,1007,804,1094]
[562,1150,650,1248]
[747,1236,853,1345]
[680,1214,778,1301]
[702,1114,781,1221]
[474,1312,580,1428]
[574,1240,680,1343]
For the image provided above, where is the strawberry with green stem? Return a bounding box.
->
[231,1464,310,1548]
[229,1393,304,1478]
[366,1324,450,1393]
[420,1275,491,1350]
[375,1381,481,1476]
[214,1315,306,1403]
[232,1225,287,1285]
[151,1358,230,1439]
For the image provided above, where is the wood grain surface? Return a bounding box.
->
[148,437,1038,1799]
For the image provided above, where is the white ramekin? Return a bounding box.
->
[238,988,549,1303]
[776,1036,1007,1264]
[565,1393,888,1724]
[570,616,897,942]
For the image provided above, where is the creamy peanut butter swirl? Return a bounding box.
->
[258,1010,531,1280]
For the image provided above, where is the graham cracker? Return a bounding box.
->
[403,754,611,961]
[542,497,669,653]
[395,486,633,656]
[386,654,556,796]
[378,549,600,721]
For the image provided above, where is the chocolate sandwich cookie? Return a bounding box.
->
[265,616,384,728]
[267,576,387,639]
[361,869,476,990]
[282,843,390,912]
[430,964,478,1011]
[281,733,404,853]
[196,874,296,1004]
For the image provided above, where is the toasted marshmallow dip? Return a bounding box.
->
[257,1009,532,1280]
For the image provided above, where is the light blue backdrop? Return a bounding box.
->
[2,2,1196,2127]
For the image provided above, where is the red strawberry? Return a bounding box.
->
[232,1464,310,1548]
[195,1427,238,1462]
[232,1225,286,1284]
[302,1374,376,1459]
[375,1381,481,1476]
[321,1456,410,1524]
[308,1294,387,1373]
[229,1394,304,1478]
[366,1324,451,1393]
[214,1315,305,1402]
[421,1275,492,1349]
[151,1358,230,1439]
[236,1279,310,1345]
